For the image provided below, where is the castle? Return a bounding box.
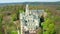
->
[20,4,44,34]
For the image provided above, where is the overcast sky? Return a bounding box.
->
[0,0,60,3]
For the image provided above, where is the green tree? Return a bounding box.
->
[41,18,55,34]
[0,14,3,34]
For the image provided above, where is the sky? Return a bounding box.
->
[0,0,60,3]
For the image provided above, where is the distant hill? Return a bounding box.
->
[0,2,60,6]
[24,2,60,5]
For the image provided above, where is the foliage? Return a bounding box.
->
[0,14,3,34]
[41,17,55,34]
[0,14,3,23]
[40,9,55,34]
[0,31,2,34]
[56,7,60,10]
[54,16,60,22]
[11,14,17,21]
[19,10,25,13]
[45,9,52,16]
[8,31,18,34]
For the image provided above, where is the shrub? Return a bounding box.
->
[8,31,18,34]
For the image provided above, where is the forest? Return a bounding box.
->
[0,4,60,34]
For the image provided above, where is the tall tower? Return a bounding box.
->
[26,4,29,13]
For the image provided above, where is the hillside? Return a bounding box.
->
[0,2,60,6]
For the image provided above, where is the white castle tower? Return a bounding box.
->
[26,4,29,13]
[25,4,30,15]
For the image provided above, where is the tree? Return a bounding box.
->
[41,18,55,34]
[0,14,3,34]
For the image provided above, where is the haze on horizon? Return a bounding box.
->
[0,0,60,3]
